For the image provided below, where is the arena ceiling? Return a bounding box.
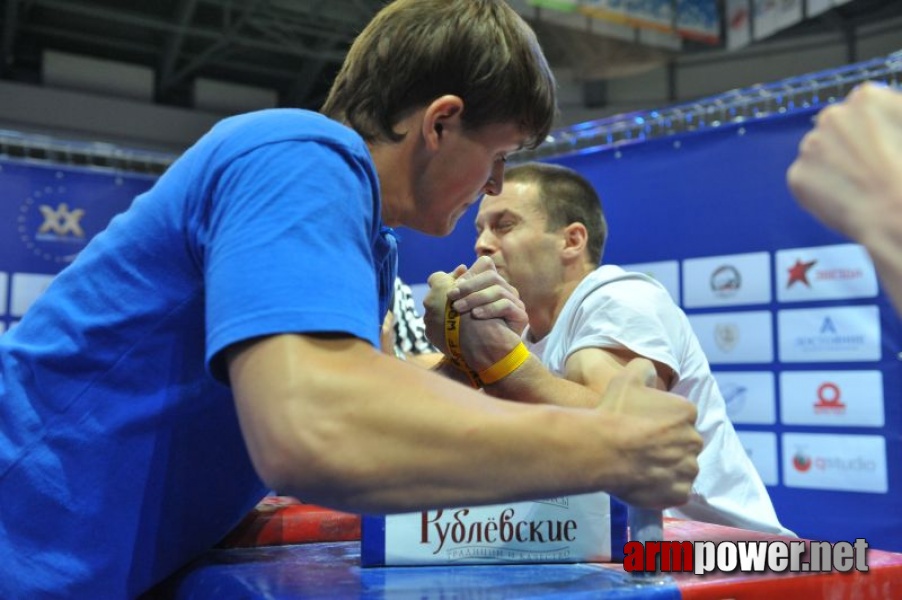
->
[1,0,900,112]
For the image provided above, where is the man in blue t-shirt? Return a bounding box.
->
[0,0,701,596]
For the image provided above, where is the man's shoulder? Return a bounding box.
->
[568,265,681,320]
[581,265,664,295]
[206,109,368,156]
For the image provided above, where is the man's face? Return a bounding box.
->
[411,121,525,237]
[474,180,564,299]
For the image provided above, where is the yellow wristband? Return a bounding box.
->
[444,299,482,389]
[478,341,529,385]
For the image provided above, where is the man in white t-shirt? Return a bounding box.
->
[436,161,791,535]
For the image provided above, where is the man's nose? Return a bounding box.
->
[483,162,505,196]
[474,230,496,257]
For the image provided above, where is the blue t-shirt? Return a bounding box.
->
[0,109,396,597]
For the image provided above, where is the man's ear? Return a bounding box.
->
[422,95,464,150]
[560,222,589,261]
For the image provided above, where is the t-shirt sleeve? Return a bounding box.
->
[565,277,682,378]
[203,139,381,381]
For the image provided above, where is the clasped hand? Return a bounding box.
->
[424,256,527,372]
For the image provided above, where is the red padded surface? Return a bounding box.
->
[218,497,361,548]
[664,518,902,600]
[217,497,902,599]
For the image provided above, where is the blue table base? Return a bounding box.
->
[163,541,680,599]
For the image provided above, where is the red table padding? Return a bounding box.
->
[218,496,361,548]
[216,497,902,600]
[662,518,902,600]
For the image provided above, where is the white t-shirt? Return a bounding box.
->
[524,265,793,536]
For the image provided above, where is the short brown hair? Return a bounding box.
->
[505,162,608,265]
[321,0,556,148]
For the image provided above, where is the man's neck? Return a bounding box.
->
[367,110,427,228]
[525,262,596,342]
[368,140,409,228]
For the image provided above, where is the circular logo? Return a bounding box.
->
[792,452,812,473]
[710,265,741,297]
[816,382,842,406]
[17,171,89,264]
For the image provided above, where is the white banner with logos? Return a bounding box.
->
[688,310,774,364]
[9,273,55,318]
[776,244,879,303]
[779,370,884,427]
[683,251,771,308]
[777,305,882,363]
[782,433,887,493]
[713,370,776,424]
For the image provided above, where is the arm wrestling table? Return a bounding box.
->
[156,496,902,599]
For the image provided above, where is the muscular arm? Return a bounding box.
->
[481,346,672,408]
[425,259,674,408]
[227,333,700,513]
[564,346,674,396]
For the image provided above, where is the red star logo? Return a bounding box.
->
[787,259,817,288]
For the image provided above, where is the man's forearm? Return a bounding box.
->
[230,334,700,512]
[232,339,634,511]
[863,225,902,316]
[482,355,602,408]
[432,355,480,388]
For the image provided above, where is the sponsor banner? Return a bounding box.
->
[753,0,801,41]
[620,260,680,304]
[724,0,752,50]
[780,370,885,427]
[676,0,720,43]
[0,271,7,315]
[10,272,54,317]
[777,306,881,363]
[772,0,802,32]
[752,0,780,40]
[621,0,674,28]
[736,431,778,486]
[579,0,629,25]
[726,0,751,50]
[807,0,852,17]
[682,251,771,308]
[776,244,879,303]
[713,371,776,424]
[783,433,887,493]
[688,311,773,364]
[361,492,627,566]
[0,160,152,275]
